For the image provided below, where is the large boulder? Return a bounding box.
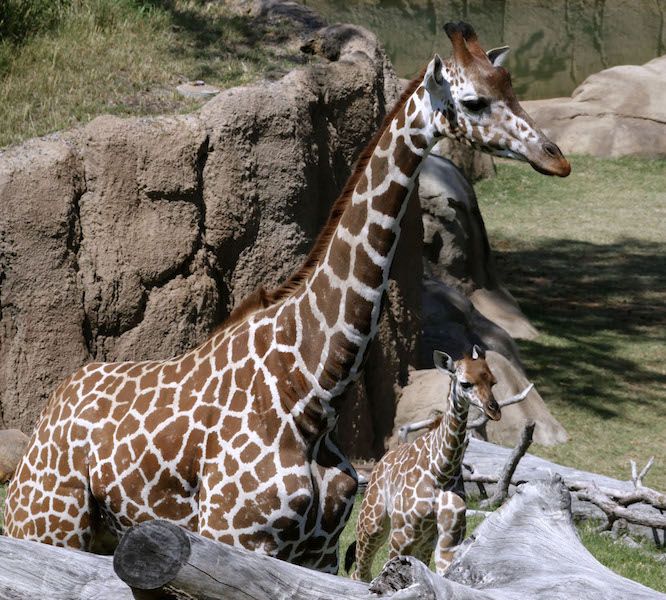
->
[523,55,666,158]
[0,429,29,482]
[0,9,418,459]
[389,351,568,449]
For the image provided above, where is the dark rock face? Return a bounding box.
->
[0,20,420,460]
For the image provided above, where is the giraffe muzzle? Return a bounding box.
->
[528,141,571,177]
[484,398,502,421]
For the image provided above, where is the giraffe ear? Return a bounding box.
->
[471,344,483,360]
[424,54,450,101]
[487,46,510,67]
[433,350,455,375]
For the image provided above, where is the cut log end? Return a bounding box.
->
[113,520,192,591]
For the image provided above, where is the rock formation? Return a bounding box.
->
[0,7,416,459]
[523,55,666,158]
[0,429,29,482]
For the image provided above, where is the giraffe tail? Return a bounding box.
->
[344,540,357,573]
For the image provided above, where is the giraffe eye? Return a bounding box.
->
[460,381,473,389]
[461,97,489,113]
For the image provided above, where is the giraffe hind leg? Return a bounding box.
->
[435,491,466,575]
[4,471,96,550]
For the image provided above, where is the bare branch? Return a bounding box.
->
[575,489,666,530]
[631,457,655,489]
[480,420,535,508]
[397,415,440,444]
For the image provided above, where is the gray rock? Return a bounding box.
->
[419,154,538,342]
[0,429,29,481]
[523,55,666,158]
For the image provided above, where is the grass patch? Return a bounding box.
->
[0,0,297,148]
[476,155,666,491]
[578,521,666,590]
[0,484,5,530]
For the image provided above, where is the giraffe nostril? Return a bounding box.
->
[543,142,561,158]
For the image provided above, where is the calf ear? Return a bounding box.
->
[433,350,455,375]
[487,45,510,67]
[471,344,483,360]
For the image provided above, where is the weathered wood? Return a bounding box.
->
[0,535,132,599]
[113,520,376,600]
[445,476,666,599]
[463,438,666,541]
[2,477,663,600]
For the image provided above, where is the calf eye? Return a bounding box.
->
[460,381,473,389]
[461,97,489,112]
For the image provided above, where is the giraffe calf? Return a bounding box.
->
[346,346,501,580]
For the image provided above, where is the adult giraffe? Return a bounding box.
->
[4,22,569,573]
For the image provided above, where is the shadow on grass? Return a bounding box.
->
[494,236,666,420]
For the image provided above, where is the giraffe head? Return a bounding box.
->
[421,21,570,177]
[434,346,501,421]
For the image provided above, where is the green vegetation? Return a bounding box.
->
[577,520,666,589]
[477,155,666,492]
[0,0,293,148]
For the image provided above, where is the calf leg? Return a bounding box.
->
[434,491,466,574]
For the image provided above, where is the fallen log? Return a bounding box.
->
[0,535,132,599]
[0,477,663,600]
[113,481,666,600]
[463,437,666,542]
[113,520,374,600]
[445,476,665,599]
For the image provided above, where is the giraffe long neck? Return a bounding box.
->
[429,382,469,483]
[272,80,439,436]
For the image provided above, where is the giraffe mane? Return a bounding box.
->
[213,68,427,335]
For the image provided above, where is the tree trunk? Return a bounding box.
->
[445,476,665,599]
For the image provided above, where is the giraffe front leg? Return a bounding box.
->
[435,491,466,575]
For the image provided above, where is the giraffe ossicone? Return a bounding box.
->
[347,347,500,581]
[4,21,568,573]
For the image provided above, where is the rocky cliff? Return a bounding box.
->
[0,6,417,457]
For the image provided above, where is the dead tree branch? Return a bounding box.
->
[463,439,666,544]
[479,420,534,509]
[397,384,534,445]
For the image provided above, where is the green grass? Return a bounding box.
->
[476,155,666,492]
[0,484,5,530]
[339,494,666,591]
[0,0,295,148]
[578,520,666,590]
